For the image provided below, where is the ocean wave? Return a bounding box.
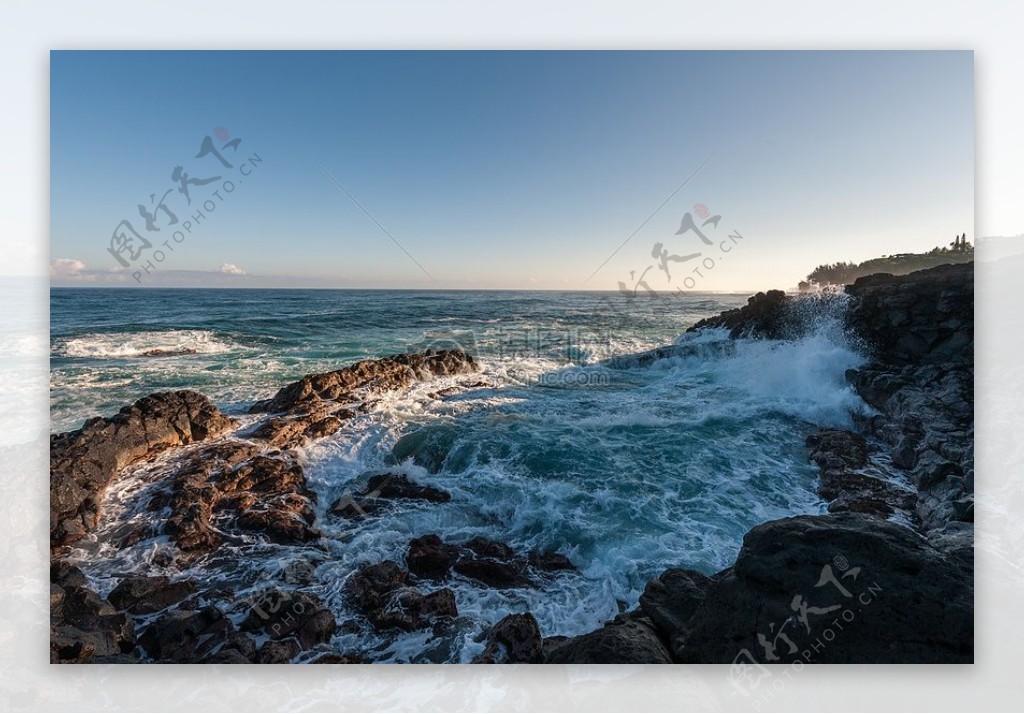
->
[54,329,240,359]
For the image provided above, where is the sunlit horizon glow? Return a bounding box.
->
[51,50,973,292]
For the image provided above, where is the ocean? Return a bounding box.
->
[50,287,871,662]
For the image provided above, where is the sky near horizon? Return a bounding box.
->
[50,50,974,291]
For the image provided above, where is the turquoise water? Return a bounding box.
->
[51,288,869,662]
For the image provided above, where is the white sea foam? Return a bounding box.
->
[56,329,237,359]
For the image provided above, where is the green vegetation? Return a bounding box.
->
[798,234,973,290]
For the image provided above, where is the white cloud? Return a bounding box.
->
[50,258,86,277]
[218,263,247,276]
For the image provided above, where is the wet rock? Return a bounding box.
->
[638,568,711,656]
[675,513,973,663]
[138,605,234,662]
[165,445,319,553]
[545,614,672,664]
[250,350,478,414]
[50,390,234,550]
[453,537,531,588]
[687,289,789,339]
[405,535,564,589]
[256,639,301,664]
[473,613,543,664]
[406,534,454,580]
[330,473,451,518]
[528,550,577,572]
[346,561,409,614]
[346,561,458,632]
[311,652,368,664]
[107,575,197,614]
[241,589,337,650]
[141,348,198,357]
[845,263,972,366]
[50,584,136,664]
[371,587,458,631]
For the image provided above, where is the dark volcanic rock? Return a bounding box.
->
[845,263,973,366]
[807,429,917,519]
[687,289,789,339]
[453,537,531,589]
[241,589,337,650]
[528,550,577,572]
[545,613,672,664]
[50,390,234,549]
[50,584,136,663]
[138,605,234,662]
[164,444,320,554]
[250,350,478,414]
[406,534,454,580]
[345,561,458,632]
[331,472,451,518]
[256,638,301,664]
[405,535,572,589]
[473,613,544,664]
[676,513,973,663]
[107,575,197,614]
[638,568,711,654]
[311,652,368,664]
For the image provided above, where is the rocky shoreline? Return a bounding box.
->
[50,263,973,664]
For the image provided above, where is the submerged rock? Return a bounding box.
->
[330,472,451,518]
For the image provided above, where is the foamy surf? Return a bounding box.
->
[56,329,238,359]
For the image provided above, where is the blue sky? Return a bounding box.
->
[50,50,973,290]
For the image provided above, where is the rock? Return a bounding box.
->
[50,584,136,663]
[107,575,197,614]
[845,263,973,366]
[545,614,672,664]
[638,568,711,655]
[686,290,789,339]
[675,513,973,663]
[473,613,543,664]
[371,587,459,631]
[453,558,530,589]
[404,535,561,589]
[256,639,301,664]
[138,605,234,662]
[346,561,409,614]
[311,652,367,664]
[406,534,453,580]
[241,589,337,650]
[345,561,458,632]
[140,348,198,357]
[50,390,234,549]
[250,350,478,414]
[806,429,868,471]
[165,444,320,554]
[452,537,531,589]
[528,550,577,572]
[330,473,451,518]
